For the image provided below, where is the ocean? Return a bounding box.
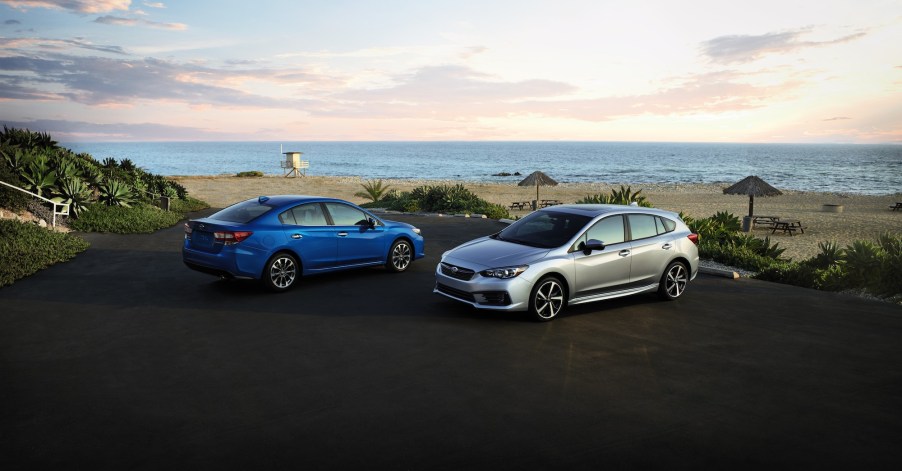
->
[62,141,902,196]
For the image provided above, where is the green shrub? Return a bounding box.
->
[0,219,89,287]
[361,184,510,219]
[169,196,209,214]
[70,203,182,233]
[577,185,653,207]
[0,161,30,211]
[237,170,264,177]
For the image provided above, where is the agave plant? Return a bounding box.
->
[55,177,93,217]
[577,186,652,207]
[806,241,844,269]
[21,156,57,197]
[98,179,136,207]
[0,126,57,150]
[119,158,136,172]
[354,179,392,202]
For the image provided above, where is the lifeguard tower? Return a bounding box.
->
[281,151,309,177]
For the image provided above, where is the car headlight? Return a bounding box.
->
[480,265,528,279]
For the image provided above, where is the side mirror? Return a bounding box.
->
[367,217,377,229]
[583,239,605,255]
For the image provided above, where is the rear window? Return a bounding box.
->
[209,199,273,223]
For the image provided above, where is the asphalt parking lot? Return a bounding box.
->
[2,212,901,469]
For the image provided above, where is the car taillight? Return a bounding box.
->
[214,231,253,245]
[184,223,193,240]
[687,233,699,245]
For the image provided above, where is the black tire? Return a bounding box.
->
[529,276,566,322]
[386,239,413,273]
[263,252,299,292]
[658,261,688,300]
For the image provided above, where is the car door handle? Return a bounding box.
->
[662,243,672,250]
[618,250,630,257]
[291,234,303,239]
[338,232,348,237]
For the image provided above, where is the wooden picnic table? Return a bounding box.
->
[539,199,563,208]
[752,215,780,228]
[771,219,806,236]
[509,201,532,210]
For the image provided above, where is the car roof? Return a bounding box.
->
[248,195,349,210]
[541,204,679,219]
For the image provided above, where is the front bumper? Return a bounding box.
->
[433,262,532,311]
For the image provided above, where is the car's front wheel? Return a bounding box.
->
[263,252,299,292]
[658,261,688,300]
[529,276,566,322]
[386,239,413,272]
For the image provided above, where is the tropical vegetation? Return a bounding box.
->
[360,183,510,220]
[0,127,210,286]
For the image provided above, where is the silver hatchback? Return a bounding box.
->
[434,205,700,321]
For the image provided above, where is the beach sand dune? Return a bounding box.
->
[174,175,901,262]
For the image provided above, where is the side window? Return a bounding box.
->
[287,203,329,226]
[661,217,676,233]
[655,217,666,235]
[325,203,369,226]
[586,215,625,245]
[628,214,659,240]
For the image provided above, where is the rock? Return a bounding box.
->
[38,218,47,228]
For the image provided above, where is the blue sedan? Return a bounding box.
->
[183,195,425,291]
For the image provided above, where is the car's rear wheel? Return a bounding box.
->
[386,239,412,272]
[658,261,688,300]
[263,252,299,292]
[529,276,566,322]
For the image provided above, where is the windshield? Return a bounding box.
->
[209,199,274,223]
[494,210,591,248]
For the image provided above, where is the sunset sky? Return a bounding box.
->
[1,0,900,143]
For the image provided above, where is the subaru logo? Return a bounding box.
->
[199,224,205,229]
[450,266,459,273]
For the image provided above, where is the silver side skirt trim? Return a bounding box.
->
[569,283,659,306]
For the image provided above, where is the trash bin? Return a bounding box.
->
[741,216,752,232]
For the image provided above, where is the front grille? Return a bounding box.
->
[440,262,476,281]
[436,283,476,302]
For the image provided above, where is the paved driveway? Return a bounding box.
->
[2,213,901,469]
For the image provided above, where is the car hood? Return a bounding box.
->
[444,236,550,269]
[383,219,417,231]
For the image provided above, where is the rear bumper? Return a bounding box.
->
[182,244,263,280]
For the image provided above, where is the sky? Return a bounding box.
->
[1,0,900,143]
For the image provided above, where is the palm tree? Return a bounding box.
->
[355,179,391,202]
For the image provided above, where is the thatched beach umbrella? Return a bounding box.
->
[723,175,783,218]
[518,171,558,209]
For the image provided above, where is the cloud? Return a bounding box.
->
[0,36,128,54]
[514,71,802,122]
[823,116,851,121]
[341,65,576,105]
[142,1,163,7]
[701,29,867,64]
[0,118,234,141]
[93,15,186,30]
[4,19,22,25]
[0,0,130,14]
[0,52,331,110]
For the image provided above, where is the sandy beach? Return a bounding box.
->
[174,175,901,262]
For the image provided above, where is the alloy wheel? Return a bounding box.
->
[390,241,412,271]
[533,278,564,320]
[270,256,297,289]
[664,263,687,298]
